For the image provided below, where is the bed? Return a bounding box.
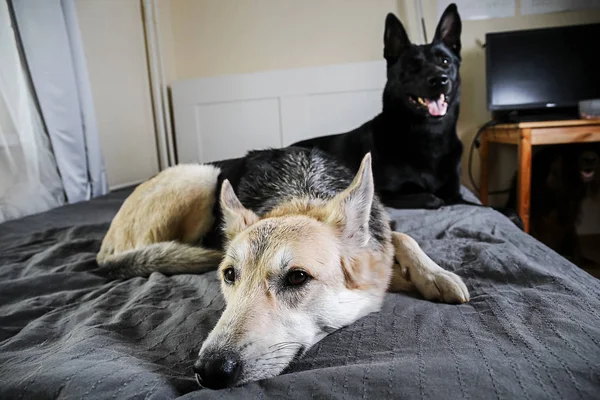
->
[1,186,599,399]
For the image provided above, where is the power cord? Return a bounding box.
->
[467,120,511,195]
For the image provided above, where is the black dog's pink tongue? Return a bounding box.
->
[582,170,594,180]
[426,95,447,116]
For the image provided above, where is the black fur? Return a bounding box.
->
[292,4,471,209]
[203,147,389,249]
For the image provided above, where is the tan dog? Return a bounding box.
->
[98,148,468,389]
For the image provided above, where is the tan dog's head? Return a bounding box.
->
[194,154,392,389]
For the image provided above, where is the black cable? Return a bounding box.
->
[467,120,511,195]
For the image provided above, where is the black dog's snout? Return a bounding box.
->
[194,351,242,390]
[428,74,449,87]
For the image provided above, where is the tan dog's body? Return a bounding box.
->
[98,147,468,389]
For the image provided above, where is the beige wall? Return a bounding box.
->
[75,0,158,189]
[157,0,178,84]
[168,0,401,80]
[74,0,402,189]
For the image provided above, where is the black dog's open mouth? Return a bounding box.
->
[581,169,596,183]
[409,94,449,117]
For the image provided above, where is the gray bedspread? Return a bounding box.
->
[1,187,599,399]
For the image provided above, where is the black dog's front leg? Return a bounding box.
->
[436,165,486,208]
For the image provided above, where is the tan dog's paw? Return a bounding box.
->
[391,232,469,303]
[415,269,469,304]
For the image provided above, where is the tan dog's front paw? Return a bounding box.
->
[415,270,469,304]
[391,232,470,304]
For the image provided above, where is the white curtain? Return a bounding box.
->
[0,0,64,223]
[11,0,108,203]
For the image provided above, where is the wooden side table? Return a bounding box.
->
[479,119,600,233]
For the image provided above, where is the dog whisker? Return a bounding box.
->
[243,361,292,383]
[245,346,301,364]
[267,341,310,350]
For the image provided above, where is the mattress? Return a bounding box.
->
[1,187,599,399]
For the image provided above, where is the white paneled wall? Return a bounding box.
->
[171,61,385,164]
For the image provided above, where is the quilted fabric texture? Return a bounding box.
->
[1,188,599,399]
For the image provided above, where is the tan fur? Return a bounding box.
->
[250,202,394,292]
[390,232,469,303]
[217,154,394,296]
[97,164,221,268]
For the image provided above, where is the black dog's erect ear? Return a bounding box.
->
[384,13,410,64]
[433,3,462,56]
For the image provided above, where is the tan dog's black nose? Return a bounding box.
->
[194,351,242,389]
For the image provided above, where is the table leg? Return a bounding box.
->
[479,132,489,205]
[517,129,532,233]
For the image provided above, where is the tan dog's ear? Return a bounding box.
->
[326,153,374,247]
[220,180,259,240]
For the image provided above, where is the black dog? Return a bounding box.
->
[293,4,470,209]
[507,144,600,264]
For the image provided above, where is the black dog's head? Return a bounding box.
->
[545,145,600,192]
[382,4,462,119]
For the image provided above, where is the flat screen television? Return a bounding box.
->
[486,23,600,122]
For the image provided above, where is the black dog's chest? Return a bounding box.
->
[374,159,442,194]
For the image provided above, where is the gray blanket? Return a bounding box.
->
[1,187,599,399]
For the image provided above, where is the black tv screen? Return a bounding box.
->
[486,23,600,112]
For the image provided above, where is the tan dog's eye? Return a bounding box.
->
[286,270,310,286]
[223,267,236,284]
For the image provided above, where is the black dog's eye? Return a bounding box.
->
[223,267,236,284]
[286,270,310,286]
[441,57,450,66]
